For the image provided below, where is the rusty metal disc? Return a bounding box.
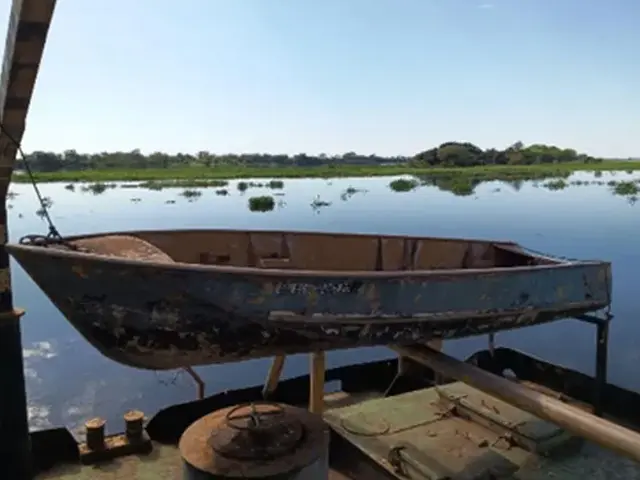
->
[209,402,304,460]
[179,402,328,478]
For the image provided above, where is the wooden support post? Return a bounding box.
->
[184,367,205,400]
[309,351,325,414]
[262,354,286,400]
[0,3,57,479]
[427,338,443,384]
[397,355,409,375]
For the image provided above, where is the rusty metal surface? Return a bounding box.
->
[33,439,640,480]
[393,345,640,465]
[7,229,611,370]
[35,442,350,480]
[467,347,640,428]
[180,403,328,478]
[324,383,577,479]
[325,383,640,479]
[208,402,304,460]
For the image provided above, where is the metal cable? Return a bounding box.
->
[0,121,63,240]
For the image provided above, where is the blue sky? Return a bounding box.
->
[1,0,638,157]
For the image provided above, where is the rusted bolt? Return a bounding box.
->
[124,410,144,441]
[85,417,106,450]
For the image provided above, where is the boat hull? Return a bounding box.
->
[7,232,611,370]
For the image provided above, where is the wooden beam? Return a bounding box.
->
[0,2,57,480]
[0,0,56,195]
[309,351,326,414]
[262,354,286,399]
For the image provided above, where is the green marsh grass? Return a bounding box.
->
[20,161,640,184]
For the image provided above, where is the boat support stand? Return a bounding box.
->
[262,351,327,414]
[261,340,444,415]
[574,313,611,416]
[481,313,611,416]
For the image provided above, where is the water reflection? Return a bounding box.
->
[10,171,640,224]
[30,171,640,206]
[418,175,481,197]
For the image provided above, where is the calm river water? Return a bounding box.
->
[7,171,640,434]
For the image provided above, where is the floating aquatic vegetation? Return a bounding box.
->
[389,178,419,192]
[311,195,331,213]
[180,189,202,201]
[267,180,284,189]
[133,179,229,190]
[612,181,639,197]
[340,186,367,201]
[248,195,275,212]
[81,182,116,195]
[543,179,568,191]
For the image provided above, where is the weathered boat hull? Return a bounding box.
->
[6,229,612,370]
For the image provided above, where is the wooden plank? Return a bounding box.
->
[0,0,56,192]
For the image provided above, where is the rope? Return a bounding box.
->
[0,121,63,241]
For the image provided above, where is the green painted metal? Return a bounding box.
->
[324,383,583,479]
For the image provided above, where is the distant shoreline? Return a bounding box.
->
[12,161,640,184]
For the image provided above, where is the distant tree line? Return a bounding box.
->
[18,141,602,173]
[410,142,601,167]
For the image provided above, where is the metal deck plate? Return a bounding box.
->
[324,382,580,479]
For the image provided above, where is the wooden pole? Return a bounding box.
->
[392,344,640,464]
[426,339,443,384]
[0,2,57,479]
[397,339,442,376]
[309,351,325,414]
[262,354,286,399]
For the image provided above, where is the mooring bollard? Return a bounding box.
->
[124,410,144,442]
[85,417,106,451]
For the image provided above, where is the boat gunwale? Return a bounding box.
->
[6,228,612,280]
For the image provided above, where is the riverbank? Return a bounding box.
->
[13,161,640,183]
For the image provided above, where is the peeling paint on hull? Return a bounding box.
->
[56,303,602,370]
[6,238,612,371]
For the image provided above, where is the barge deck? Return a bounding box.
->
[28,346,640,480]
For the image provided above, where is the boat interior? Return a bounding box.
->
[46,229,559,271]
